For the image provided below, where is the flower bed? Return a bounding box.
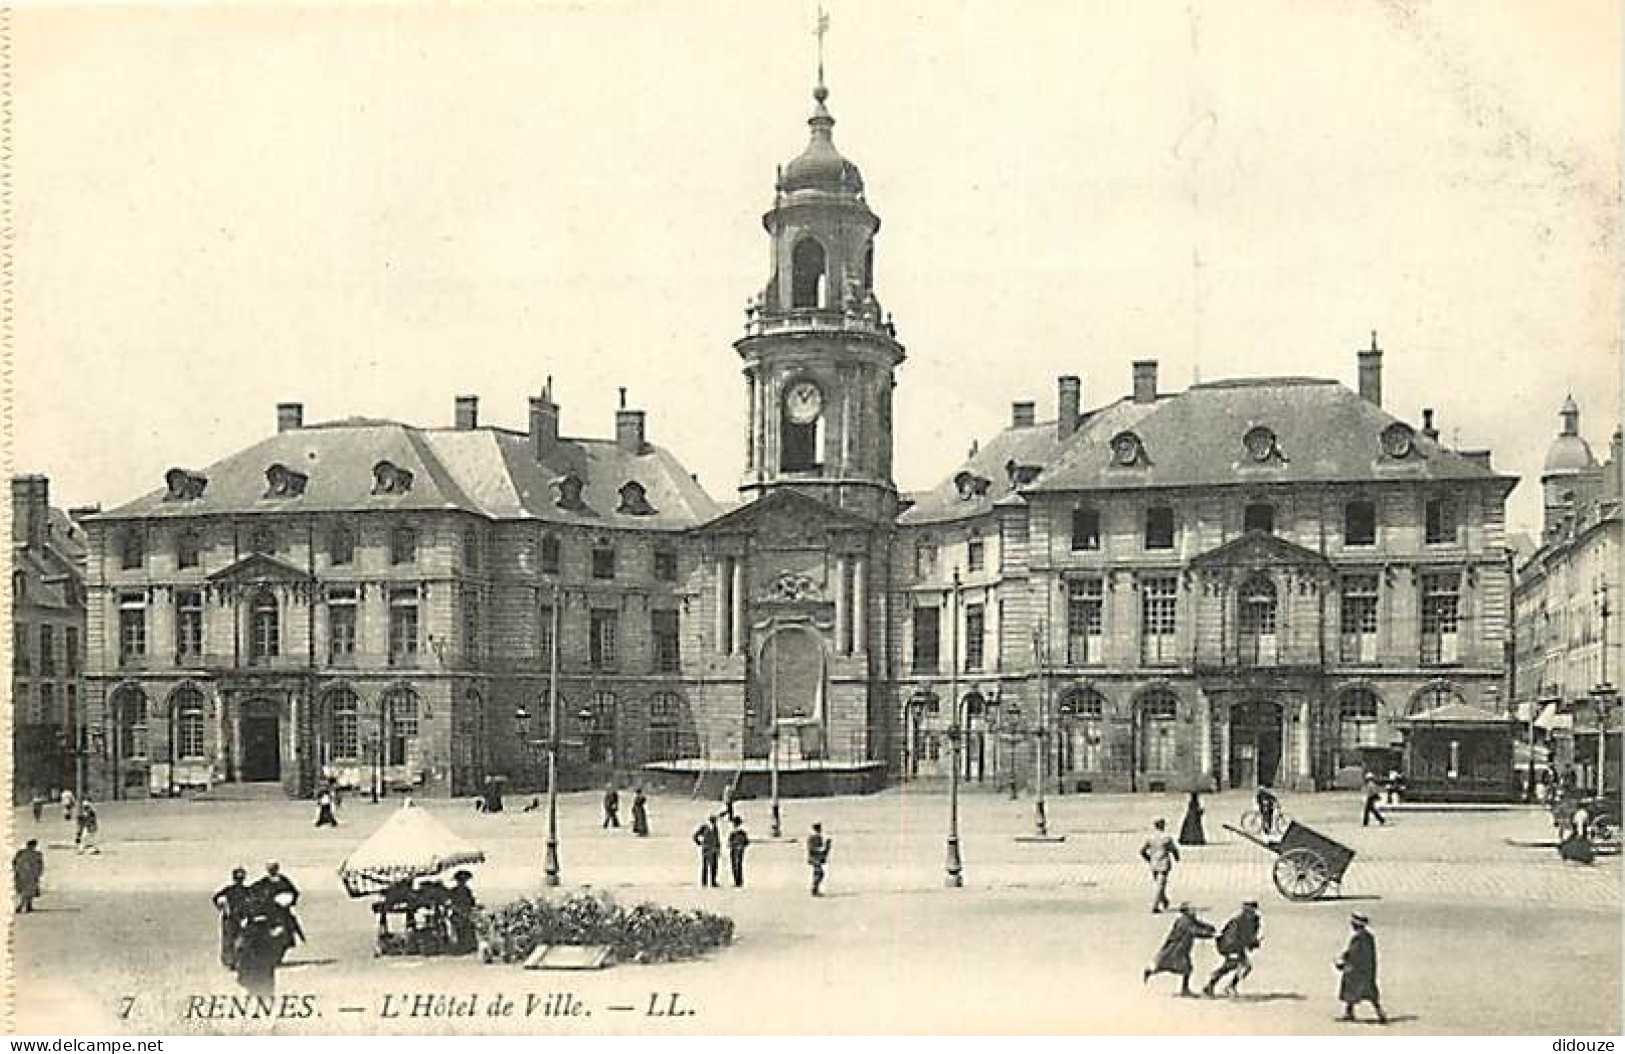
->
[477,890,734,965]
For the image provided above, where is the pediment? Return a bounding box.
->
[206,552,314,584]
[1188,530,1330,571]
[695,488,877,543]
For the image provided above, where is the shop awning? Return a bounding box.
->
[1534,703,1571,731]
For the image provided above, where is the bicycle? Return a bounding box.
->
[1239,806,1290,838]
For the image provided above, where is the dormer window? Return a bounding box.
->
[1110,431,1150,467]
[264,463,309,498]
[1243,425,1284,464]
[1380,423,1418,460]
[1005,459,1042,488]
[953,471,992,501]
[617,481,657,516]
[372,460,415,495]
[164,468,208,502]
[554,474,588,512]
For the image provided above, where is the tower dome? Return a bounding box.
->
[779,85,864,194]
[1542,394,1598,475]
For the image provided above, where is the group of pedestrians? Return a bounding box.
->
[601,784,650,837]
[212,861,306,997]
[690,808,832,896]
[29,789,99,853]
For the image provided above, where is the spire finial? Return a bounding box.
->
[1369,329,1380,352]
[814,4,830,100]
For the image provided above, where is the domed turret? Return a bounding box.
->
[779,85,864,195]
[1543,394,1598,474]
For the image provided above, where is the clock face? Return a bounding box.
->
[785,379,824,424]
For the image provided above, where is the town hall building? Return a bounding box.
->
[77,73,1518,800]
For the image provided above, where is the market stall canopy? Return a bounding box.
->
[1534,703,1572,732]
[338,800,486,898]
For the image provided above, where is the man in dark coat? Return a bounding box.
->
[1203,900,1262,997]
[212,867,252,969]
[602,784,621,829]
[727,816,750,888]
[12,839,44,913]
[806,823,832,897]
[692,816,721,888]
[251,861,304,950]
[1336,913,1388,1024]
[1143,903,1216,997]
[234,906,287,998]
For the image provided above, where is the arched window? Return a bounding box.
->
[1238,575,1278,665]
[862,241,875,290]
[174,685,206,759]
[1057,685,1108,772]
[588,690,618,764]
[115,686,148,759]
[1337,684,1382,766]
[249,590,279,664]
[1139,687,1179,771]
[384,687,419,767]
[327,688,359,761]
[1412,682,1465,715]
[649,692,683,761]
[791,237,827,309]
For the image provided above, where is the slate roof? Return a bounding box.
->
[1035,377,1512,493]
[13,508,87,611]
[898,397,1161,526]
[94,420,720,531]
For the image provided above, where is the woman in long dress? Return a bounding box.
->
[1178,791,1206,846]
[631,787,650,837]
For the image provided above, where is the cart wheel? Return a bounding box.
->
[1240,810,1263,835]
[1273,847,1330,901]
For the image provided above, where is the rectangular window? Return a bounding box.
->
[1140,576,1178,664]
[463,593,481,661]
[654,549,679,582]
[1421,571,1461,664]
[329,526,355,566]
[119,595,147,663]
[648,692,682,761]
[120,530,144,570]
[1144,506,1175,550]
[327,587,357,661]
[389,589,419,665]
[1243,503,1275,534]
[912,606,941,673]
[592,546,616,580]
[176,590,204,662]
[1067,578,1104,664]
[1425,498,1456,545]
[1070,507,1101,551]
[39,625,55,677]
[964,603,985,672]
[38,683,55,725]
[653,609,681,672]
[64,627,79,676]
[177,705,205,759]
[914,541,938,578]
[541,534,561,575]
[590,609,618,671]
[1338,574,1379,663]
[966,537,985,573]
[390,525,417,565]
[14,625,29,675]
[1344,501,1377,546]
[538,604,555,663]
[177,531,201,570]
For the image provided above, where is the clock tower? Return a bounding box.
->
[736,74,904,521]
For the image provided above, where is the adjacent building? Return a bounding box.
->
[11,475,88,801]
[76,75,1520,798]
[1513,398,1622,793]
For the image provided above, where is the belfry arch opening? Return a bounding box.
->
[791,237,828,309]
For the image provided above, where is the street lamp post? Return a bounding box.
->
[544,593,562,885]
[1032,625,1049,838]
[945,568,964,888]
[1597,581,1613,799]
[770,627,782,839]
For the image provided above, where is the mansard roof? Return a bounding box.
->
[94,419,720,531]
[1034,377,1513,493]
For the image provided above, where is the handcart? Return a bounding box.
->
[1224,819,1356,901]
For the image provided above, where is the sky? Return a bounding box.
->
[9,0,1622,535]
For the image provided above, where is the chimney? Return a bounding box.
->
[1421,408,1438,441]
[529,377,560,462]
[276,402,303,433]
[1010,401,1036,429]
[1357,331,1383,406]
[1132,360,1158,405]
[615,387,647,454]
[11,475,48,551]
[454,395,479,430]
[1057,375,1082,440]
